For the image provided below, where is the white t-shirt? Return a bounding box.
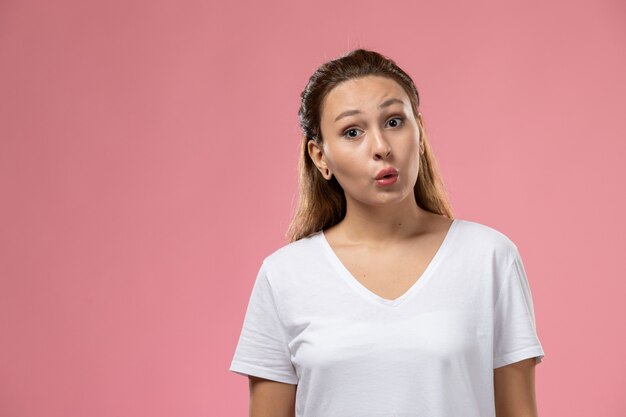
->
[229,218,545,417]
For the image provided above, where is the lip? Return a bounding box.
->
[376,174,398,186]
[375,166,399,180]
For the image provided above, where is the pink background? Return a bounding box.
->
[1,0,625,415]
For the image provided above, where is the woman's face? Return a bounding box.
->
[308,75,424,208]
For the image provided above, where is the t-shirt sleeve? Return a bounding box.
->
[493,247,545,369]
[229,260,298,384]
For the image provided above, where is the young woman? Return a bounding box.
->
[229,48,545,417]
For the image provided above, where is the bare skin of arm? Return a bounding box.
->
[248,376,297,417]
[494,358,540,417]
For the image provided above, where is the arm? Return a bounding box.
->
[249,376,297,417]
[494,358,539,417]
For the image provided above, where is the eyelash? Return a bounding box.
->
[342,116,405,139]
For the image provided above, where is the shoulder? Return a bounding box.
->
[255,231,328,301]
[260,231,325,275]
[454,218,520,265]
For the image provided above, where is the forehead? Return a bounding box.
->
[322,75,409,116]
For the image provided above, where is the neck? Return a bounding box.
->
[335,192,431,245]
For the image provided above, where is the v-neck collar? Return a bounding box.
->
[317,218,461,307]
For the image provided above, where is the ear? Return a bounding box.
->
[416,113,425,155]
[307,139,332,179]
[416,112,424,130]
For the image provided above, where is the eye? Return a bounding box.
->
[341,116,404,140]
[342,127,362,139]
[386,116,404,128]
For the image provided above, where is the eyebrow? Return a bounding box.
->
[333,97,405,123]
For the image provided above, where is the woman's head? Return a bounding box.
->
[309,74,424,214]
[286,48,453,242]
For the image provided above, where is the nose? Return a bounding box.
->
[371,127,391,160]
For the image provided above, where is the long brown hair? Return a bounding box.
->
[285,48,454,242]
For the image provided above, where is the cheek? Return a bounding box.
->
[403,130,420,151]
[327,151,368,186]
[400,135,420,174]
[333,158,363,182]
[403,132,420,157]
[326,145,357,173]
